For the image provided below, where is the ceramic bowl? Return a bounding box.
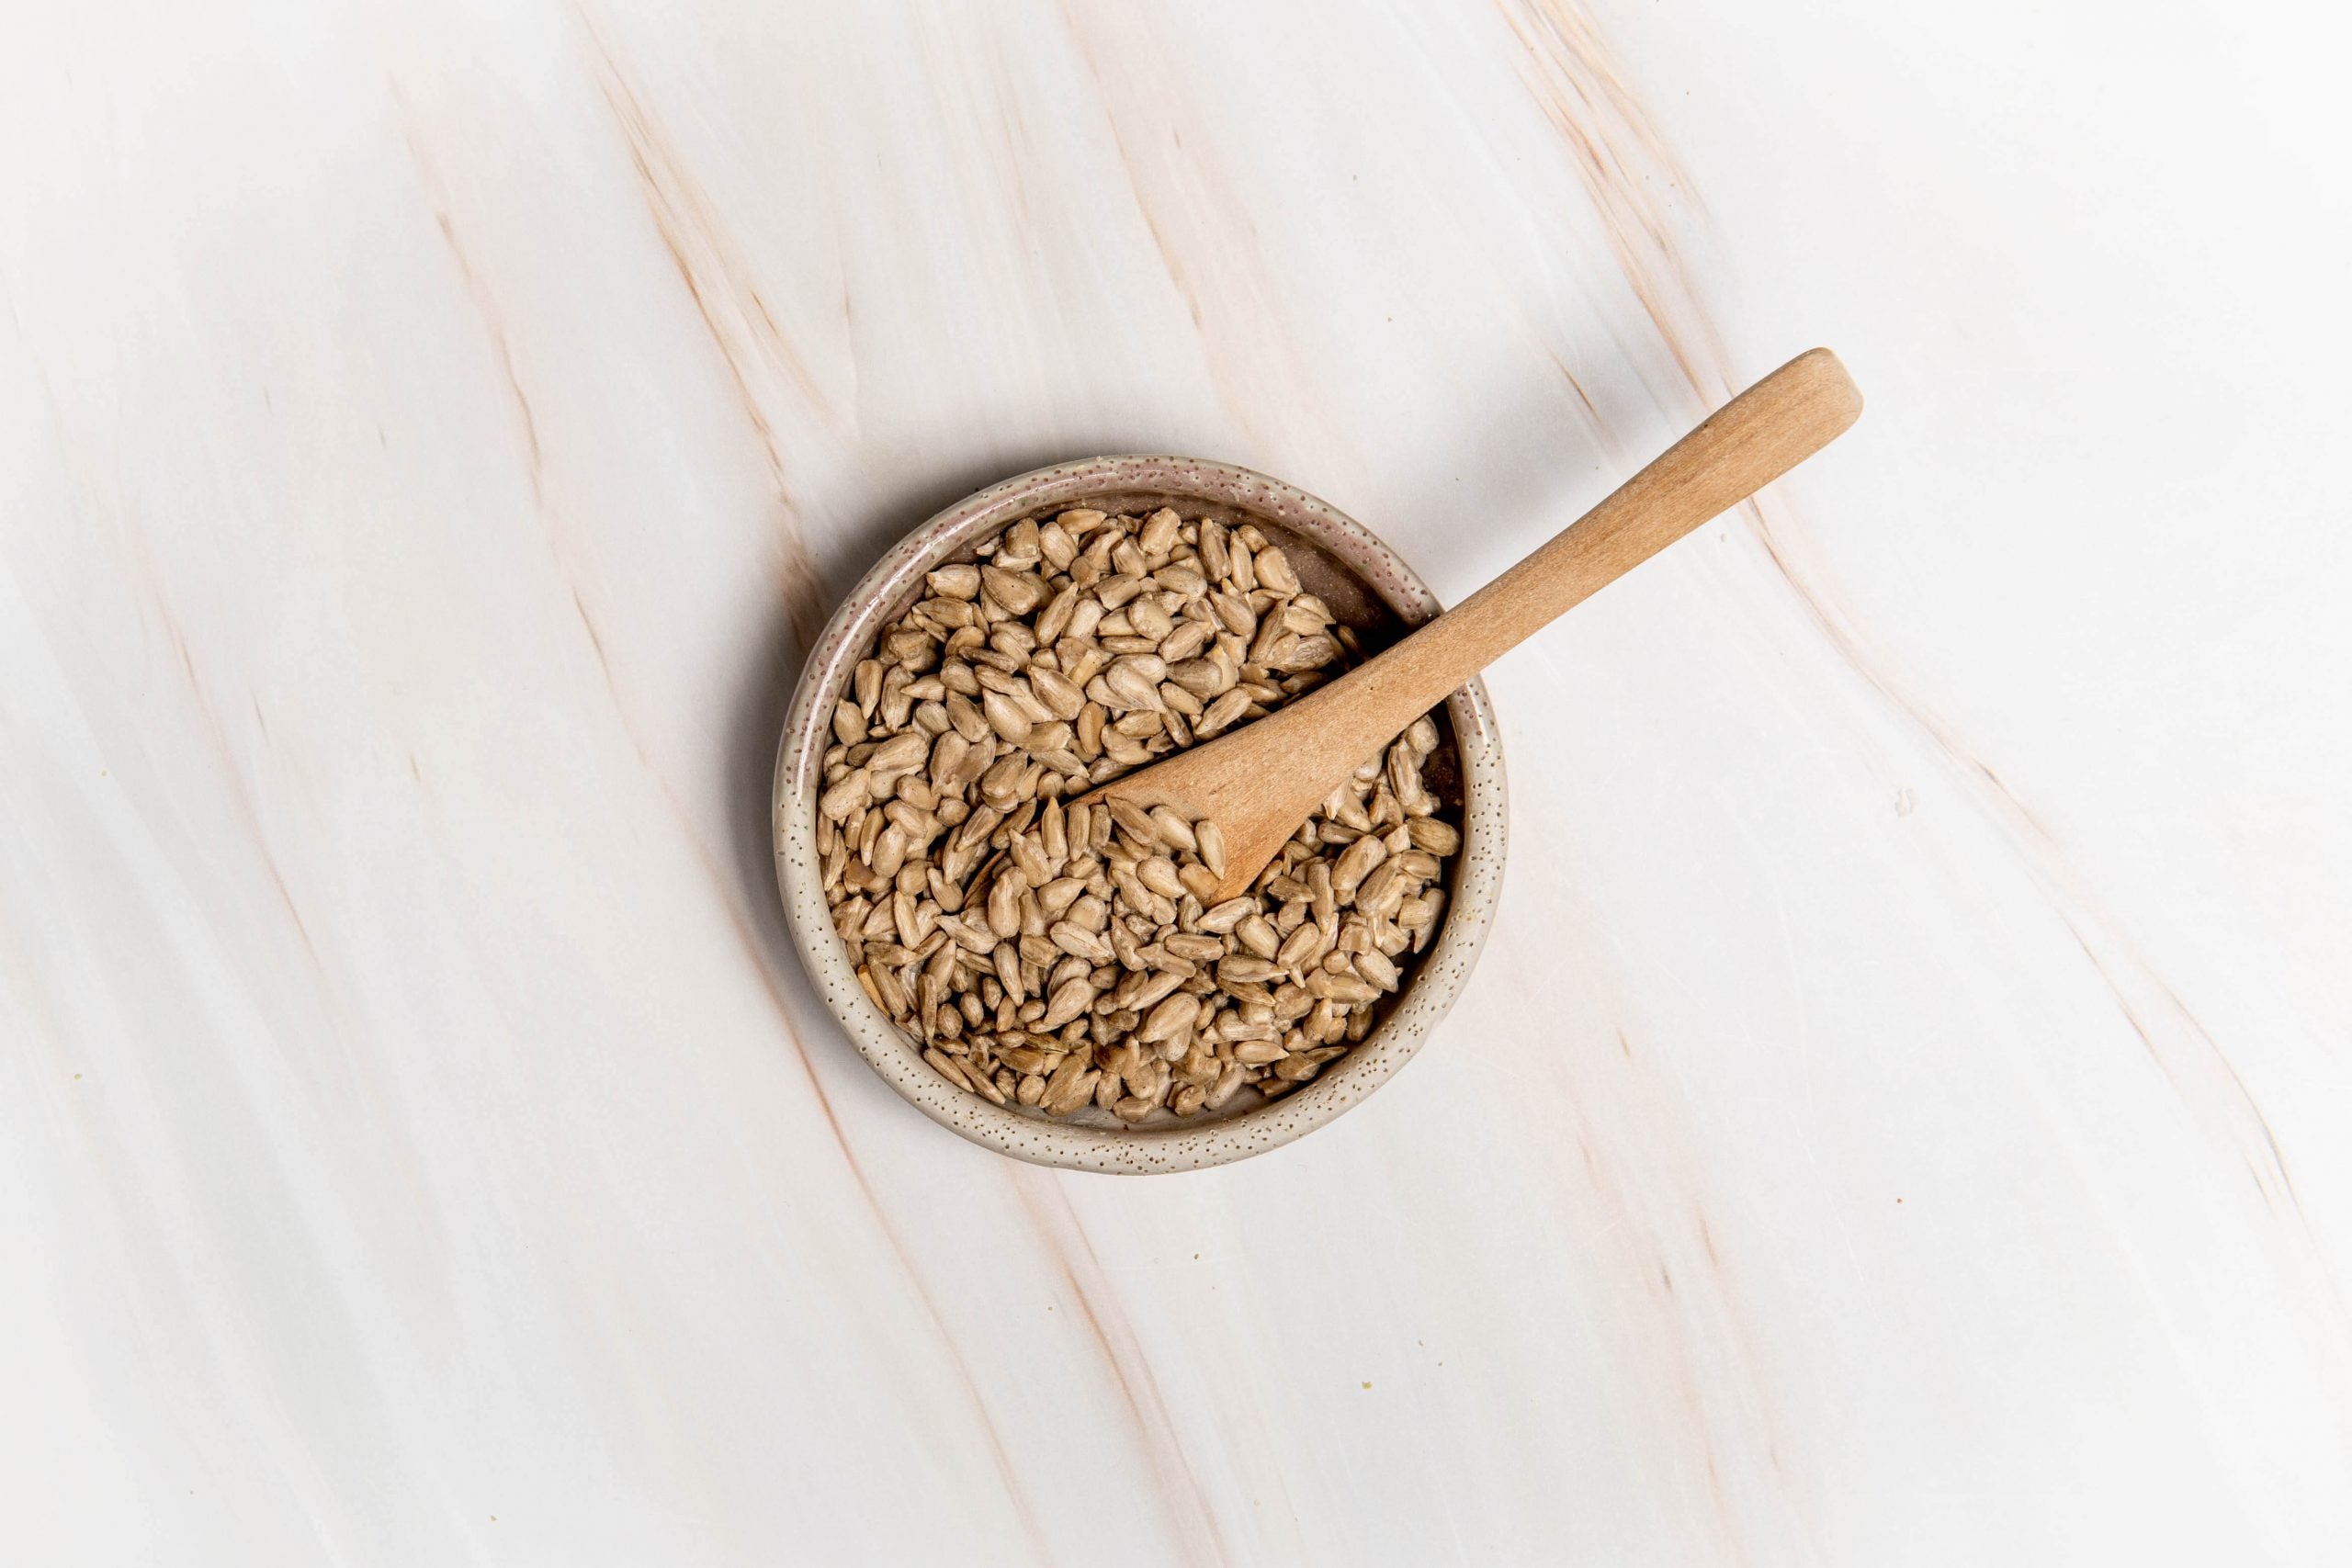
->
[773,457,1506,1172]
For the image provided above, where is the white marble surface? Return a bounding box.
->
[5,0,2349,1561]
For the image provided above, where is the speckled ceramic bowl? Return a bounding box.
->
[773,457,1506,1172]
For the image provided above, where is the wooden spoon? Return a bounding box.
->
[1088,347,1862,902]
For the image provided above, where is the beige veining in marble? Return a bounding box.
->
[3,0,2348,1562]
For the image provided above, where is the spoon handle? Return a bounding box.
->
[1284,348,1862,759]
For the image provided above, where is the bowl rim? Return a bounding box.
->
[772,455,1507,1173]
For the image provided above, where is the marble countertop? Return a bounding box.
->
[6,0,2347,1561]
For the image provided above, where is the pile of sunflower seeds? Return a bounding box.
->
[816,505,1459,1123]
